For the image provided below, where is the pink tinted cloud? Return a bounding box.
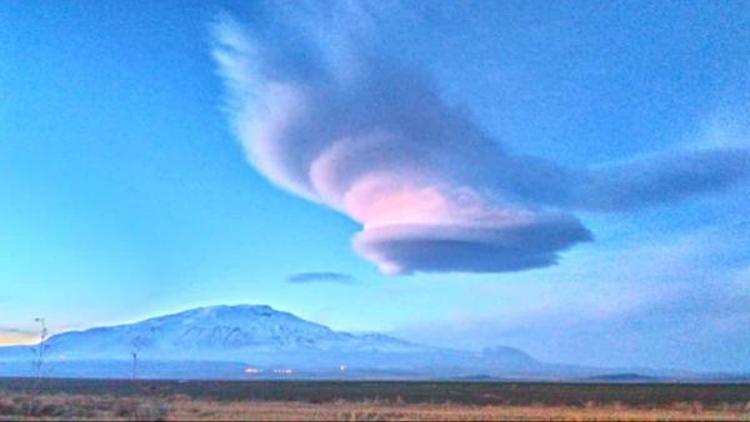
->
[211,13,746,275]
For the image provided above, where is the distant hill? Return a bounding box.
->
[586,373,659,382]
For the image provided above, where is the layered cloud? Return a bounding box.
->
[211,11,749,275]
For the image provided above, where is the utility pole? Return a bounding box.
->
[32,318,48,382]
[27,317,49,416]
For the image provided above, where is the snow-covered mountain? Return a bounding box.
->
[48,305,425,360]
[0,304,566,379]
[0,305,432,363]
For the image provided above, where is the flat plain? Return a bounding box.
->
[1,378,749,421]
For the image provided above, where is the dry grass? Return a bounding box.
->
[1,392,750,421]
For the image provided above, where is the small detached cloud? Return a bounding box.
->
[212,6,750,275]
[287,272,358,285]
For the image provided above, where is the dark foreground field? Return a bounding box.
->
[1,378,750,420]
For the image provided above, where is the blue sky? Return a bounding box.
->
[1,1,749,371]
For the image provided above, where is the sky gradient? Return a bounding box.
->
[1,1,749,372]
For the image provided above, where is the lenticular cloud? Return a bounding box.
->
[211,14,747,275]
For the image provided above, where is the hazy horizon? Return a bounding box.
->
[2,1,749,373]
